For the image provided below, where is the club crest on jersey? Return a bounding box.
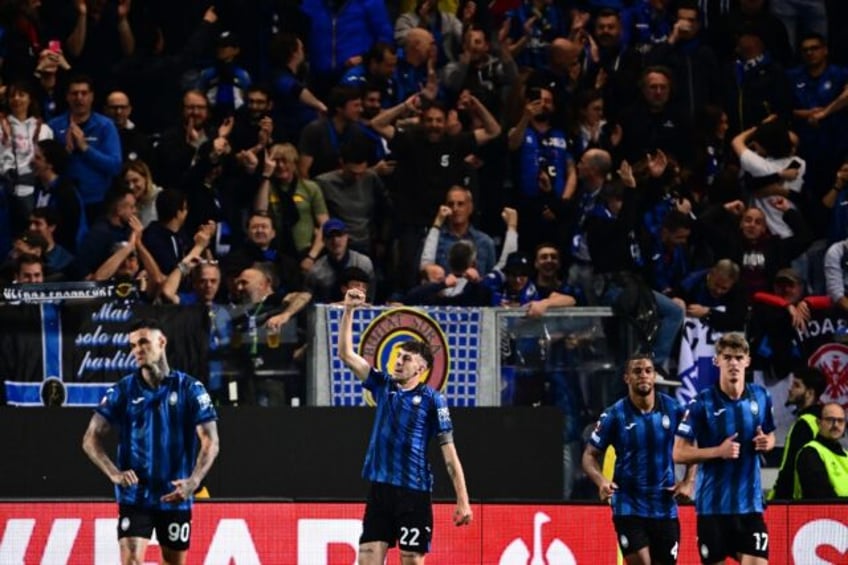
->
[750,400,759,416]
[412,395,422,406]
[662,415,670,430]
[169,392,178,406]
[358,308,450,405]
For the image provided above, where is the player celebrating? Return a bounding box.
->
[674,332,775,565]
[82,319,219,565]
[338,288,472,564]
[583,354,695,564]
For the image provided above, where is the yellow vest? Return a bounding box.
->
[768,413,819,500]
[793,440,848,498]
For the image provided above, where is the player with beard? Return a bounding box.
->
[83,318,219,565]
[769,367,826,500]
[674,332,775,565]
[338,288,472,563]
[583,355,694,565]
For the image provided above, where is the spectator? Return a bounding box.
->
[12,253,44,284]
[731,120,805,239]
[567,89,622,162]
[788,31,848,226]
[31,140,86,253]
[141,189,190,277]
[152,90,213,190]
[824,235,848,313]
[443,23,518,115]
[722,27,791,134]
[229,85,277,153]
[340,42,399,108]
[254,143,329,267]
[102,90,153,164]
[404,240,493,306]
[677,259,748,332]
[231,262,312,406]
[710,0,793,67]
[395,0,463,67]
[794,402,848,499]
[647,2,722,121]
[504,0,567,71]
[749,268,831,377]
[508,85,577,252]
[306,219,376,303]
[89,234,164,303]
[300,0,393,97]
[223,211,303,297]
[121,160,161,228]
[586,177,684,370]
[0,80,54,235]
[28,207,77,281]
[528,243,581,317]
[196,30,252,119]
[370,95,500,290]
[647,210,694,296]
[586,8,643,122]
[0,230,47,285]
[337,266,373,305]
[699,200,812,297]
[63,0,136,84]
[419,186,497,277]
[315,142,386,255]
[47,74,122,224]
[392,28,437,104]
[485,250,539,307]
[76,185,135,277]
[298,86,366,179]
[619,66,693,166]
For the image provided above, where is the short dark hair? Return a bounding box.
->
[130,318,165,333]
[340,266,370,286]
[270,32,302,68]
[799,31,826,47]
[365,41,396,65]
[399,340,434,369]
[328,86,362,115]
[155,189,188,223]
[31,206,61,228]
[662,210,692,232]
[625,353,654,374]
[795,366,827,399]
[448,240,476,274]
[15,253,43,276]
[66,73,95,93]
[340,141,371,165]
[38,139,69,175]
[246,83,272,100]
[595,8,621,21]
[104,185,134,216]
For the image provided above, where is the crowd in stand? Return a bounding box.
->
[1,0,848,408]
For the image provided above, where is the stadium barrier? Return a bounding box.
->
[1,501,845,564]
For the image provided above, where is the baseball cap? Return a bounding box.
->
[774,268,802,285]
[504,252,532,276]
[216,31,240,48]
[322,218,347,237]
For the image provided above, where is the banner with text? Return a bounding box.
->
[0,502,845,564]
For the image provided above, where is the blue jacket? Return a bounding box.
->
[302,0,393,76]
[48,112,122,205]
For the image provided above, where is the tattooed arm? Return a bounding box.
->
[440,442,472,526]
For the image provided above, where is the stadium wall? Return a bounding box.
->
[0,407,563,500]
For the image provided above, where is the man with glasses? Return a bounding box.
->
[788,31,848,214]
[103,90,152,164]
[794,402,848,499]
[674,332,775,565]
[153,90,213,189]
